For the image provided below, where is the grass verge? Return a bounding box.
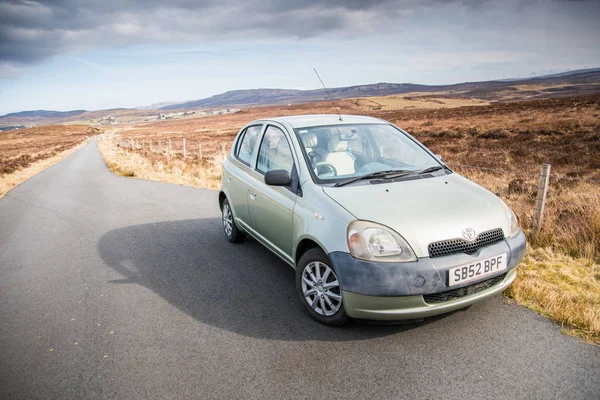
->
[505,248,600,343]
[97,135,222,190]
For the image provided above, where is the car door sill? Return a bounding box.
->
[237,218,295,268]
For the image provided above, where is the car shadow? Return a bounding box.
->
[98,218,451,341]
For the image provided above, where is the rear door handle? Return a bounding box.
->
[248,188,257,200]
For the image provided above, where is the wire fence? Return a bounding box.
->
[111,135,226,161]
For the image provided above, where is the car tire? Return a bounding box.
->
[296,247,349,326]
[221,198,244,243]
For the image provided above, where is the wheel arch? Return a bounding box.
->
[218,191,227,210]
[294,237,328,267]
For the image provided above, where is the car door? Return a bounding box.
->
[224,124,263,229]
[246,124,298,264]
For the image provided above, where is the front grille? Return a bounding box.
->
[423,273,507,304]
[428,228,504,258]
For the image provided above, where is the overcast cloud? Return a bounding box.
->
[2,0,598,68]
[0,0,599,113]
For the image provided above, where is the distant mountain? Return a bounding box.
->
[502,67,600,81]
[160,67,600,110]
[0,108,132,127]
[1,109,87,118]
[159,84,435,110]
[2,67,599,127]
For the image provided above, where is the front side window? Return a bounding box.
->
[295,123,441,183]
[256,126,294,174]
[235,125,262,166]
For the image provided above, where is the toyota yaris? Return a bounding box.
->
[218,114,526,325]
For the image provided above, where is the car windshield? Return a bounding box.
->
[295,123,442,183]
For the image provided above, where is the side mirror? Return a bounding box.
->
[435,154,443,162]
[264,169,291,186]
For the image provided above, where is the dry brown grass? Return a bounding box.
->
[506,248,600,342]
[97,135,223,190]
[352,95,489,110]
[0,125,100,173]
[0,125,100,197]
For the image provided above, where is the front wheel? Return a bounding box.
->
[296,248,349,326]
[222,198,244,243]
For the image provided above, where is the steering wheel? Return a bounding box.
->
[314,162,337,178]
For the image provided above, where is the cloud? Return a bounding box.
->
[0,0,598,73]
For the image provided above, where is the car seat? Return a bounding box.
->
[325,132,356,175]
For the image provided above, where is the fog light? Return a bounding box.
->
[414,276,425,287]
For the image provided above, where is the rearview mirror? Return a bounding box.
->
[264,169,291,186]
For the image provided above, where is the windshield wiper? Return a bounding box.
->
[334,170,410,187]
[418,166,444,175]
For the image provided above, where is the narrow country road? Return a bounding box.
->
[1,139,598,399]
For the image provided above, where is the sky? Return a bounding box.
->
[0,0,599,115]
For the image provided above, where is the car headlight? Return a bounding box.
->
[500,200,519,237]
[347,221,416,262]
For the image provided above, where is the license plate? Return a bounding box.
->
[448,253,507,287]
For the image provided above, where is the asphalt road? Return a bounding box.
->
[1,139,598,400]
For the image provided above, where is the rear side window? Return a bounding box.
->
[235,125,262,166]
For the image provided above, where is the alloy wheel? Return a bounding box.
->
[301,261,342,316]
[222,203,233,237]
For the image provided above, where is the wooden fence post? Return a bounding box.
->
[130,138,134,149]
[198,142,202,159]
[158,141,161,152]
[532,163,551,235]
[150,140,153,152]
[183,138,186,158]
[221,144,226,159]
[168,139,172,155]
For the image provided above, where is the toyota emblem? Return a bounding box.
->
[462,228,476,241]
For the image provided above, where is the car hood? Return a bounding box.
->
[322,173,509,258]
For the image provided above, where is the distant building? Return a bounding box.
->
[159,113,166,120]
[97,116,116,125]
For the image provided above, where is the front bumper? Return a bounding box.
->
[343,268,516,320]
[328,229,526,321]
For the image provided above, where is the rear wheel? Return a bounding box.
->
[296,248,349,326]
[222,198,244,243]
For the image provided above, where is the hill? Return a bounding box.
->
[2,110,87,118]
[2,67,599,126]
[160,68,600,110]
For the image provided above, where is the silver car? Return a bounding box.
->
[219,115,526,325]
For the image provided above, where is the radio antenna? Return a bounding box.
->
[313,68,342,121]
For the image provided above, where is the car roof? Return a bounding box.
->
[256,114,387,129]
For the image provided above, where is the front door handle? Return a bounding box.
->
[248,188,257,200]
